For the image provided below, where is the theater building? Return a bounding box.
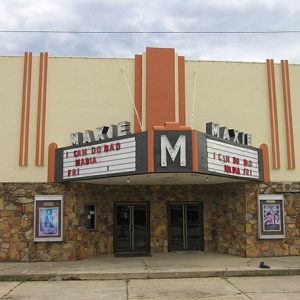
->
[0,47,300,261]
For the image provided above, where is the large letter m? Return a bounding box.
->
[161,135,186,167]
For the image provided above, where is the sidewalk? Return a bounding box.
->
[1,252,300,281]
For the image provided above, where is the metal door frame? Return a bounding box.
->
[168,202,204,252]
[113,202,150,257]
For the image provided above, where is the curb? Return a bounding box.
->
[1,268,300,281]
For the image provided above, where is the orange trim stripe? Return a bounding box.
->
[285,61,295,169]
[266,59,280,169]
[147,130,154,172]
[178,56,186,126]
[281,60,295,170]
[260,144,270,183]
[41,52,49,165]
[192,130,198,172]
[146,48,175,130]
[47,143,57,183]
[24,52,32,166]
[270,59,280,169]
[35,52,48,166]
[19,52,32,166]
[134,54,142,133]
[19,52,28,166]
[281,60,291,169]
[35,52,44,165]
[266,59,276,168]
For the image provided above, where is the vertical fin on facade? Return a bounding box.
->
[146,48,176,130]
[266,59,280,169]
[19,52,32,166]
[260,143,270,183]
[178,56,186,126]
[280,60,295,170]
[134,55,143,133]
[147,130,154,172]
[47,143,57,183]
[35,52,49,166]
[192,130,199,172]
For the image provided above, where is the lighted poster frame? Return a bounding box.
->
[34,195,63,242]
[257,194,285,239]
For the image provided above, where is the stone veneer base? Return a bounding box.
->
[0,181,299,261]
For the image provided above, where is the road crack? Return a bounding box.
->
[0,281,23,299]
[142,260,150,279]
[222,277,253,300]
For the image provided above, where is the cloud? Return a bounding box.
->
[0,0,299,63]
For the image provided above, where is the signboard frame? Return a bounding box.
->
[257,194,285,239]
[34,195,63,242]
[55,132,148,182]
[197,132,263,181]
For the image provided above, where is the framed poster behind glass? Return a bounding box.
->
[34,195,63,242]
[257,194,285,239]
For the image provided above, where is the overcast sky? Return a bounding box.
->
[1,0,300,62]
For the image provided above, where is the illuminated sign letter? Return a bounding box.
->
[70,132,83,145]
[161,135,186,167]
[206,122,220,137]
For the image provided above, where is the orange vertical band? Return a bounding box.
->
[24,52,32,166]
[178,56,186,126]
[270,60,280,169]
[146,48,175,130]
[281,60,295,170]
[36,52,44,165]
[147,130,154,172]
[41,52,49,165]
[285,61,295,169]
[266,59,280,169]
[35,52,48,166]
[47,143,57,183]
[281,60,291,169]
[260,144,270,183]
[134,54,143,133]
[192,130,198,172]
[19,52,28,166]
[19,52,32,166]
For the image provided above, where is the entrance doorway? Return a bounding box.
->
[114,203,150,256]
[168,202,204,251]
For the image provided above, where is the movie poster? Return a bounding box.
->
[262,204,281,231]
[257,194,285,239]
[34,195,63,242]
[39,207,59,236]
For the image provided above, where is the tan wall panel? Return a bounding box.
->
[185,60,300,182]
[45,57,135,146]
[0,56,135,182]
[0,55,299,182]
[288,64,300,172]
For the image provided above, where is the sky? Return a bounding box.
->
[1,0,300,62]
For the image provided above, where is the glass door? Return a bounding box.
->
[114,203,150,256]
[168,202,204,251]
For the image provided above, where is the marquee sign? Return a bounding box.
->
[55,132,148,182]
[63,137,136,179]
[206,138,259,179]
[197,132,263,181]
[54,122,263,183]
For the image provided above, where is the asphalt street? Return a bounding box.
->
[1,276,300,299]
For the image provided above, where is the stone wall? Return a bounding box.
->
[210,183,247,257]
[245,182,300,257]
[0,183,216,261]
[1,181,300,261]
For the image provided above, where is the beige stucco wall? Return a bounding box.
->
[0,54,299,182]
[0,56,135,182]
[185,60,299,182]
